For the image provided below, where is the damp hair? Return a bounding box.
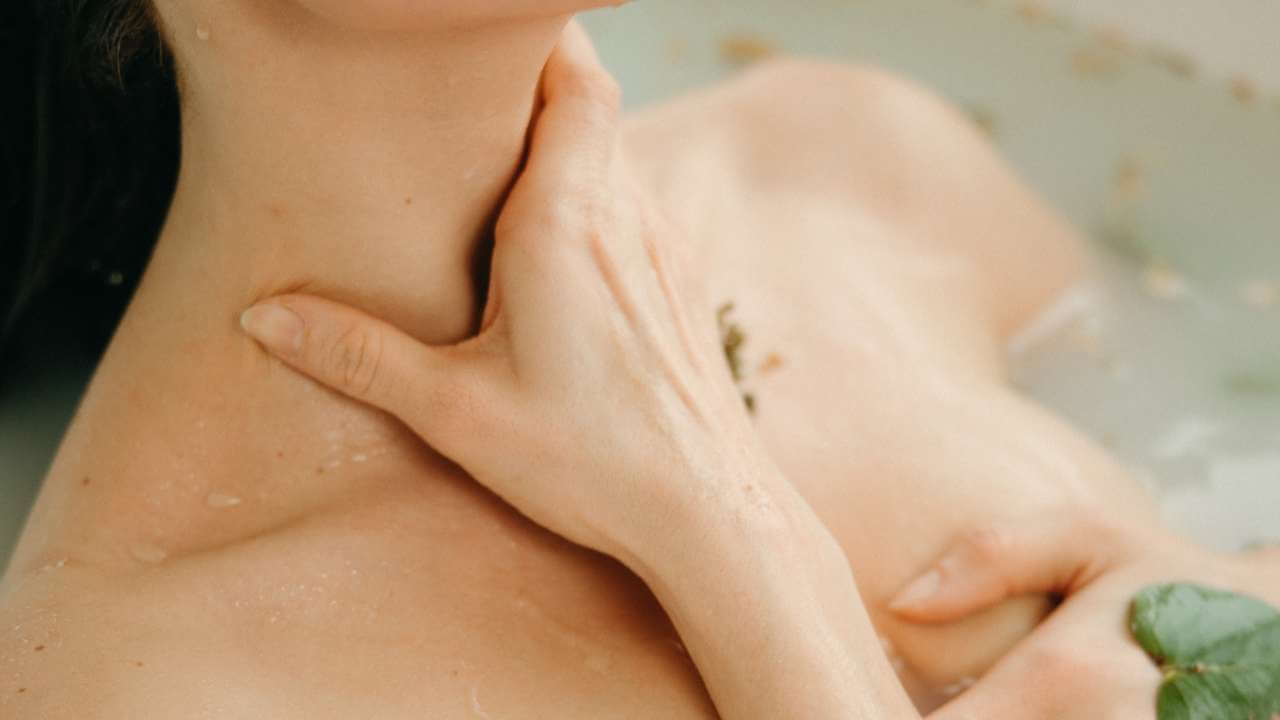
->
[1,0,180,380]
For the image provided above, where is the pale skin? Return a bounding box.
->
[1,1,1275,718]
[239,26,918,720]
[241,25,1280,720]
[900,514,1280,719]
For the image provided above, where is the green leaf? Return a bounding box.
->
[1130,583,1280,720]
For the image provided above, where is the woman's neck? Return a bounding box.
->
[143,4,575,344]
[10,10,595,574]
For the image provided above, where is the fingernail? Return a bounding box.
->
[889,568,942,611]
[240,303,304,355]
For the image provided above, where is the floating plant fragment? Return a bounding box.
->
[717,302,757,415]
[1130,583,1280,720]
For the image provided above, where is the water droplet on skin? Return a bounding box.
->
[196,23,210,41]
[879,634,907,672]
[470,686,493,719]
[130,543,168,564]
[938,676,977,698]
[206,492,243,509]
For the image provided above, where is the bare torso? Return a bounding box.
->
[1,60,1159,717]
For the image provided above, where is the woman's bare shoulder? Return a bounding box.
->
[623,58,1086,336]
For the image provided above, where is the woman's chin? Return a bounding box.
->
[288,0,610,34]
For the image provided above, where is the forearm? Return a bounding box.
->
[626,478,920,720]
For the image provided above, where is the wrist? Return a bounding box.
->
[622,475,920,719]
[621,467,857,658]
[617,462,840,589]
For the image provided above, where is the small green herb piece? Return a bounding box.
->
[716,302,756,415]
[964,103,1000,140]
[1130,583,1280,720]
[717,302,746,382]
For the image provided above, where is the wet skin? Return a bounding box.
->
[0,60,1159,717]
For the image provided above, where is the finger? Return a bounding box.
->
[486,22,624,328]
[889,514,1118,623]
[511,21,622,204]
[240,296,481,444]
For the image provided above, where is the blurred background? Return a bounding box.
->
[1037,0,1280,93]
[3,0,1278,563]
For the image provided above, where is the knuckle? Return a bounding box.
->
[961,525,1012,563]
[324,324,384,398]
[596,75,623,114]
[568,66,622,114]
[542,192,614,245]
[548,192,593,233]
[553,66,622,131]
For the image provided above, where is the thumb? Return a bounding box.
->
[888,513,1120,623]
[240,295,484,445]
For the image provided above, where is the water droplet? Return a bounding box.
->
[938,676,977,698]
[206,492,243,509]
[470,686,493,719]
[196,23,210,41]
